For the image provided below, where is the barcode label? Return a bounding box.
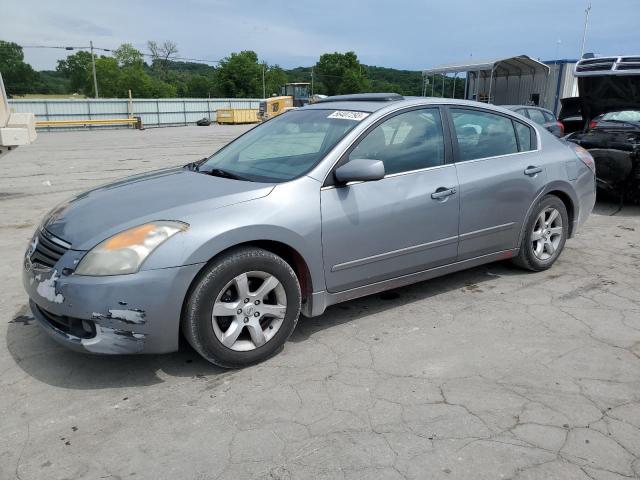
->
[327,111,370,121]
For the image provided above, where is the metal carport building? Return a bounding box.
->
[422,55,550,108]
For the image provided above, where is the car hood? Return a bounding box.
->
[43,167,275,250]
[577,75,640,121]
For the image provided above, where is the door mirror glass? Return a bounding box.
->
[334,159,385,184]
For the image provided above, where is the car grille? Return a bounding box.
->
[31,229,71,268]
[576,59,616,72]
[575,56,640,74]
[35,304,96,339]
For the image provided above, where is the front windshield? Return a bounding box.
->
[201,109,367,182]
[600,110,640,122]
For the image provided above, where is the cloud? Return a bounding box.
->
[47,14,114,37]
[5,0,640,71]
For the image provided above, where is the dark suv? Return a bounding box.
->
[564,56,640,203]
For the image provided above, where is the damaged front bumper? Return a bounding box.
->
[23,250,204,355]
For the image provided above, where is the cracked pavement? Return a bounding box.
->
[1,126,640,479]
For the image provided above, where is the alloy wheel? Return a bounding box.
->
[531,207,563,261]
[211,271,287,351]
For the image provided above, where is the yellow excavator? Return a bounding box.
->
[258,83,311,121]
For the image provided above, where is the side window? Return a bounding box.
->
[450,108,518,161]
[349,108,445,175]
[527,109,546,125]
[514,121,534,152]
[542,110,556,123]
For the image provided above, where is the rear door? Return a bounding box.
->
[321,107,459,292]
[447,107,546,260]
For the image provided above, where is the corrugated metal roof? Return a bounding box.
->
[423,55,550,76]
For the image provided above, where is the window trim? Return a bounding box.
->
[443,105,539,164]
[323,105,452,187]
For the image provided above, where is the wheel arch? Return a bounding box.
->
[546,189,576,237]
[181,235,316,327]
[517,182,578,246]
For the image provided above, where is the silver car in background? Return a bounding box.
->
[23,93,596,367]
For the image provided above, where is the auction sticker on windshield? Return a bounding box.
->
[327,111,370,121]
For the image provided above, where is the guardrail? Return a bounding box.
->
[36,117,142,128]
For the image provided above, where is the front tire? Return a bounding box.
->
[513,195,569,271]
[183,247,301,368]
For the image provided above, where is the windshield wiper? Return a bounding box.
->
[205,168,250,181]
[183,158,207,171]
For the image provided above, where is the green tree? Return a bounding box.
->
[114,43,144,68]
[185,74,212,97]
[315,51,368,95]
[0,40,40,95]
[87,57,122,97]
[214,51,262,97]
[265,65,287,97]
[56,50,93,94]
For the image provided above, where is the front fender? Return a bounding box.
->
[141,176,326,293]
[187,224,324,291]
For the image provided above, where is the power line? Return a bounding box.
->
[17,44,223,64]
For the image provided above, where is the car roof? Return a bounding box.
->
[503,105,552,113]
[303,95,534,114]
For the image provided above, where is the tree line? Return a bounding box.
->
[0,40,465,99]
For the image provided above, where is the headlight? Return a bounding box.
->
[75,221,188,276]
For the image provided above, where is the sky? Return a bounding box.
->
[2,0,639,71]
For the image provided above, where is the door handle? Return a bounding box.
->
[524,166,543,176]
[431,187,457,200]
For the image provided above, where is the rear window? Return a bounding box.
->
[514,122,534,151]
[527,109,546,125]
[600,110,640,122]
[542,111,556,122]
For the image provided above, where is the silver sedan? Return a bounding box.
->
[23,93,596,367]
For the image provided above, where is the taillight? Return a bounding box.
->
[573,145,596,174]
[556,121,565,135]
[588,120,598,130]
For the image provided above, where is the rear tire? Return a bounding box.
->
[183,247,301,368]
[513,195,569,272]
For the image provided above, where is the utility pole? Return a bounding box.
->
[90,40,99,98]
[262,64,266,99]
[579,1,592,59]
[311,67,314,96]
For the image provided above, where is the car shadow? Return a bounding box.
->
[5,310,226,389]
[6,261,521,390]
[290,261,520,344]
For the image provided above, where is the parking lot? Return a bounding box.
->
[2,125,640,479]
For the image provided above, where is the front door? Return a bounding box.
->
[321,107,460,293]
[448,107,547,260]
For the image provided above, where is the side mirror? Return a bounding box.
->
[334,159,385,184]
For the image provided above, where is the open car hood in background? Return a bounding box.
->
[577,75,640,121]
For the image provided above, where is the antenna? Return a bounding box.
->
[579,1,592,59]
